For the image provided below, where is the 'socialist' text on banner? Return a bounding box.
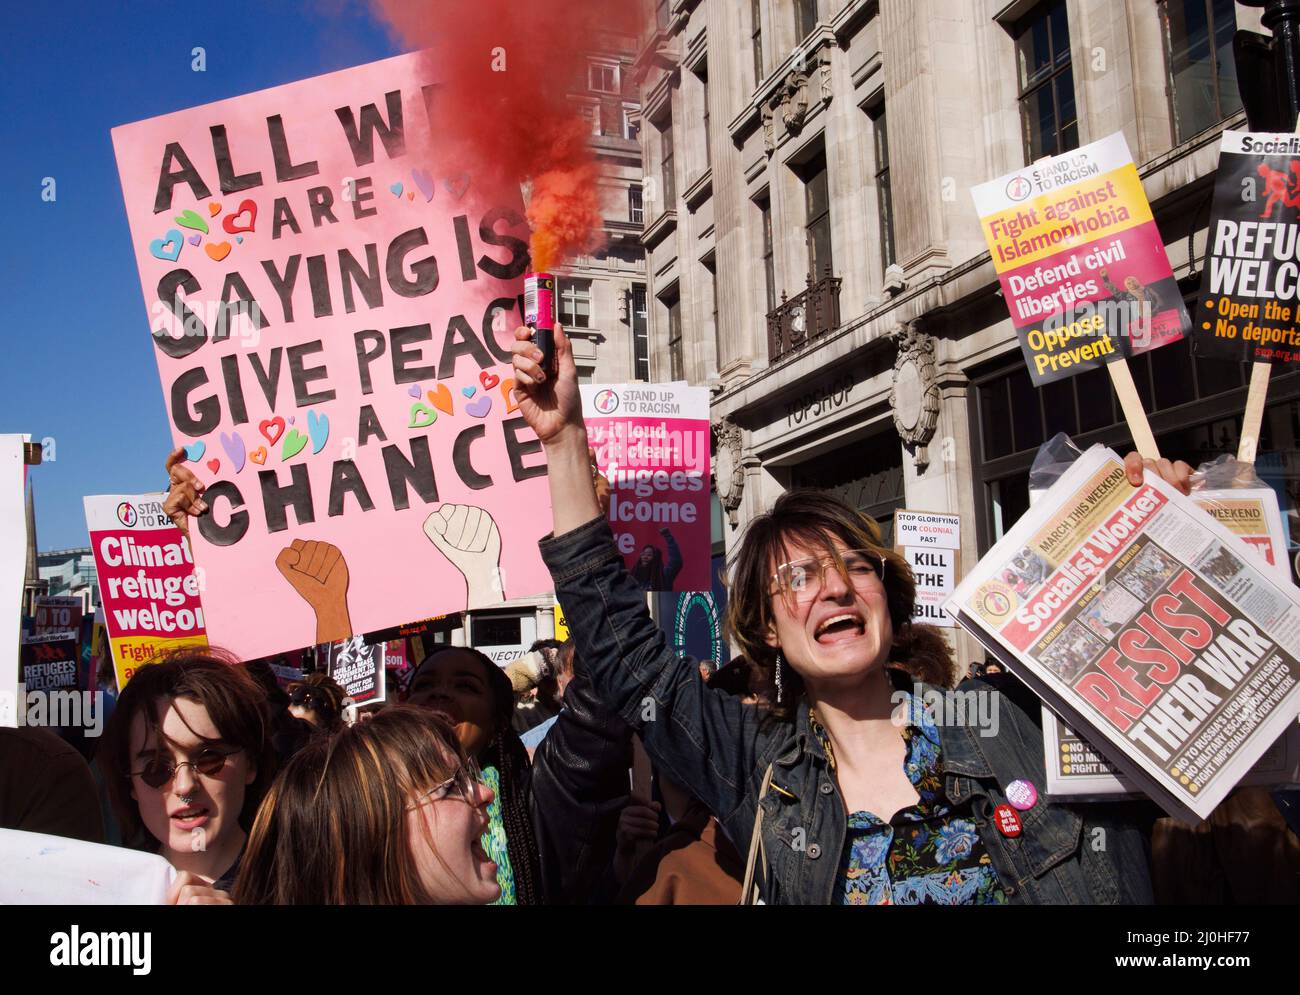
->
[948,446,1300,822]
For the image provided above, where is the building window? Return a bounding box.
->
[800,150,833,282]
[791,435,904,545]
[578,102,601,136]
[795,0,818,42]
[623,104,641,141]
[666,291,683,381]
[870,106,896,274]
[577,365,595,385]
[758,193,775,312]
[655,0,670,30]
[588,60,620,95]
[705,258,719,360]
[558,280,592,329]
[1160,0,1242,143]
[751,0,764,86]
[631,284,649,381]
[971,328,1255,547]
[470,613,522,648]
[659,118,676,205]
[1015,0,1077,161]
[629,184,644,224]
[699,64,711,169]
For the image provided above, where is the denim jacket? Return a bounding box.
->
[540,516,1154,905]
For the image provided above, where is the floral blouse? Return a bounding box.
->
[811,692,1007,905]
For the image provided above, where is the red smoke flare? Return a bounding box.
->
[372,0,644,272]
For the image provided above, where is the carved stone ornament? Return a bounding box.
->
[889,323,941,472]
[779,68,811,133]
[712,418,745,527]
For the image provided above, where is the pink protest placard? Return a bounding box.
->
[84,494,209,689]
[581,384,711,592]
[111,52,551,661]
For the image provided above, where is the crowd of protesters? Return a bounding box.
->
[2,320,1298,905]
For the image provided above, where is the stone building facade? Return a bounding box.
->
[634,0,1287,664]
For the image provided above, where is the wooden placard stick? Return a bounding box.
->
[1238,360,1270,463]
[1106,360,1160,460]
[1233,114,1299,464]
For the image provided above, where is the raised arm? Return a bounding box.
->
[511,325,768,830]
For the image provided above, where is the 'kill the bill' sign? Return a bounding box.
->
[111,52,552,661]
[894,510,961,629]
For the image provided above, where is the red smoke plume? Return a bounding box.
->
[373,0,644,272]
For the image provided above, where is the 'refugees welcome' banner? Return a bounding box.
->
[111,52,552,661]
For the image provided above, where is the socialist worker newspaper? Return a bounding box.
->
[1040,484,1300,799]
[948,445,1300,822]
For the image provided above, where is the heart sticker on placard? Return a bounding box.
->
[407,384,422,398]
[479,370,501,390]
[187,233,201,246]
[174,209,209,235]
[222,199,257,234]
[389,181,404,198]
[501,378,519,414]
[207,202,222,217]
[466,395,492,418]
[219,431,246,473]
[281,428,309,461]
[444,174,470,199]
[149,230,183,262]
[461,386,476,399]
[412,168,436,203]
[206,458,221,474]
[205,241,232,262]
[259,416,286,445]
[408,402,437,429]
[306,410,329,454]
[427,384,454,415]
[183,441,206,462]
[249,446,267,465]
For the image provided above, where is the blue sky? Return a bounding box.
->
[0,0,402,549]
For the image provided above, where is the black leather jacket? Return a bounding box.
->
[527,662,632,904]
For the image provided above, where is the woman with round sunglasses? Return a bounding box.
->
[509,322,1179,905]
[100,650,276,903]
[286,672,347,733]
[233,706,499,904]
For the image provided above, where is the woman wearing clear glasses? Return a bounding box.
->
[233,706,499,904]
[509,322,1178,905]
[100,650,277,903]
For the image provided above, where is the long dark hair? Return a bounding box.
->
[631,544,665,588]
[412,646,543,904]
[99,648,276,850]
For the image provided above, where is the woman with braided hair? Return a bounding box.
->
[406,646,543,904]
